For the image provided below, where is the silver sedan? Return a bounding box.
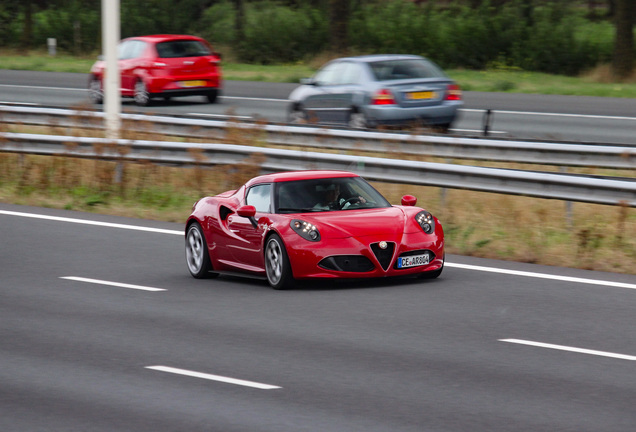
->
[287,54,463,131]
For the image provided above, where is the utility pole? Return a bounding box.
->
[102,0,121,140]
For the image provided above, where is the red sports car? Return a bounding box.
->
[88,34,222,106]
[185,170,444,289]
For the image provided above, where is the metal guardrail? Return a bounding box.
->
[1,132,635,207]
[1,105,634,170]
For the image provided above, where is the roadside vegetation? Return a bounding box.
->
[0,121,634,275]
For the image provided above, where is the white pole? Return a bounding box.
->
[102,0,121,140]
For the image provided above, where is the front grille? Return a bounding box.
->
[370,242,395,271]
[319,256,375,273]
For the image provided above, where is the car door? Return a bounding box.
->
[225,183,272,271]
[335,61,367,123]
[119,40,147,95]
[302,61,349,124]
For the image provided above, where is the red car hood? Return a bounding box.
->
[304,207,409,239]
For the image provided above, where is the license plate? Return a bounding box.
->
[180,80,207,87]
[398,253,430,268]
[407,91,435,100]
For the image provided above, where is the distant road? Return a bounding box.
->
[1,69,635,144]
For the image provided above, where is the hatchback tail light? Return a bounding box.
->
[372,89,396,105]
[445,84,462,101]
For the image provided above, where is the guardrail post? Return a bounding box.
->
[482,109,493,136]
[561,166,574,228]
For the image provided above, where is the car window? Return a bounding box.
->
[156,40,211,58]
[245,184,272,213]
[369,59,446,81]
[118,40,145,60]
[128,40,147,59]
[275,177,391,213]
[313,62,344,86]
[339,62,365,85]
[117,40,131,60]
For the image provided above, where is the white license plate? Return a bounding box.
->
[180,80,207,87]
[398,253,430,268]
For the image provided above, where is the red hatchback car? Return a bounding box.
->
[88,34,222,106]
[185,170,445,289]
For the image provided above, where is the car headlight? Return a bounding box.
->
[415,211,435,234]
[291,219,321,242]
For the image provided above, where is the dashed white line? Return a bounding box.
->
[445,262,636,290]
[61,276,166,292]
[500,339,636,361]
[146,365,282,389]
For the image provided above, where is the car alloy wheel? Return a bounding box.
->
[288,105,307,124]
[88,77,103,104]
[134,80,151,106]
[185,223,215,278]
[265,234,293,290]
[348,110,367,129]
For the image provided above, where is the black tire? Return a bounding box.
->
[134,80,152,106]
[418,265,443,279]
[288,104,307,124]
[185,222,217,279]
[348,109,367,129]
[264,234,294,290]
[88,76,103,104]
[418,253,444,279]
[206,89,219,103]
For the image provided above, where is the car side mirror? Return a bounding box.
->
[401,195,417,206]
[300,77,316,86]
[237,205,258,228]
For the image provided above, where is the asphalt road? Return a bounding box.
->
[1,203,635,431]
[1,69,635,144]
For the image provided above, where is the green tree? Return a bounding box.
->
[329,0,350,53]
[612,0,634,78]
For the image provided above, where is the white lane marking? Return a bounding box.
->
[0,101,39,106]
[186,112,253,120]
[500,339,636,361]
[445,262,636,290]
[60,276,166,292]
[221,95,288,103]
[146,365,282,389]
[0,84,86,92]
[451,128,507,135]
[0,210,182,235]
[460,108,636,122]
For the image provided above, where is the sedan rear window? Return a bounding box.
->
[369,59,445,81]
[156,40,211,58]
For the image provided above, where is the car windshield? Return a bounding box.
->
[156,40,211,58]
[275,177,392,213]
[369,59,445,81]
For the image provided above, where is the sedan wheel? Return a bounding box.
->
[186,223,216,279]
[288,105,307,124]
[348,110,367,129]
[88,77,103,104]
[265,234,294,290]
[134,80,151,106]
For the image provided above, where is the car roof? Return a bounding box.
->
[334,54,426,63]
[125,34,205,43]
[246,170,359,186]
